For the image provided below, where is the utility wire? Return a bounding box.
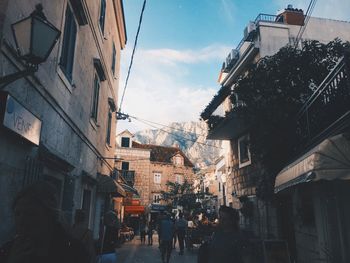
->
[294,0,317,49]
[119,0,146,112]
[128,114,207,137]
[132,116,223,149]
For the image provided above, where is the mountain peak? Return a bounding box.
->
[134,121,222,167]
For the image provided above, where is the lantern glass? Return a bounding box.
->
[11,16,32,59]
[31,16,60,64]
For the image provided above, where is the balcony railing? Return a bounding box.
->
[296,57,350,147]
[115,170,135,186]
[254,14,283,24]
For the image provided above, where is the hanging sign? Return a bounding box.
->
[0,92,42,145]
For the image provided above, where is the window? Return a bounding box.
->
[91,73,100,122]
[153,194,161,204]
[175,174,183,184]
[106,108,112,145]
[173,155,183,166]
[154,173,161,184]
[121,137,130,148]
[238,134,251,168]
[60,5,77,82]
[121,162,129,171]
[99,0,106,34]
[81,189,91,227]
[111,42,116,75]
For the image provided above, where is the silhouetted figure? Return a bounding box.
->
[72,209,96,263]
[140,220,146,244]
[0,181,88,263]
[204,206,243,263]
[175,213,187,255]
[102,210,119,253]
[147,221,154,246]
[158,213,175,263]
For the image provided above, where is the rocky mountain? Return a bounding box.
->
[134,121,223,167]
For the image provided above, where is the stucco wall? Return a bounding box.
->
[0,0,125,243]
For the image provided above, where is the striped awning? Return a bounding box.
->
[124,205,145,214]
[275,133,350,193]
[97,174,126,197]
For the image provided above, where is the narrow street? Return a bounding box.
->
[117,235,197,263]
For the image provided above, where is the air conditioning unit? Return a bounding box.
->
[244,21,256,41]
[225,49,240,71]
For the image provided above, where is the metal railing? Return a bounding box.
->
[120,170,135,186]
[254,13,283,24]
[296,57,350,144]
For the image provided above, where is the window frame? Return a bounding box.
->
[175,174,184,184]
[238,134,251,168]
[99,0,106,34]
[106,107,112,145]
[121,137,130,148]
[154,172,162,184]
[121,161,129,171]
[91,73,101,122]
[153,193,161,204]
[111,42,116,75]
[59,4,77,83]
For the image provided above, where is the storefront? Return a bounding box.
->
[275,133,350,263]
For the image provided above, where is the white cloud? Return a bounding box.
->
[274,0,350,21]
[117,45,230,133]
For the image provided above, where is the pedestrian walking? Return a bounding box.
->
[140,219,146,244]
[158,213,175,263]
[0,181,88,263]
[171,214,177,249]
[147,221,154,246]
[175,213,187,255]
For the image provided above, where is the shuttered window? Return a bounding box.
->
[60,6,77,82]
[106,109,112,145]
[99,0,106,33]
[91,73,100,121]
[111,42,116,75]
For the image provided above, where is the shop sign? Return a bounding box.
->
[0,92,41,145]
[151,204,167,212]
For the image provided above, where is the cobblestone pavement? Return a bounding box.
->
[116,235,198,263]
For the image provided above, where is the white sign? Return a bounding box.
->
[3,94,42,145]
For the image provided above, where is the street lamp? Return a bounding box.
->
[0,4,60,87]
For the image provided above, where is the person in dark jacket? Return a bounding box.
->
[206,206,243,263]
[158,213,175,263]
[0,181,88,263]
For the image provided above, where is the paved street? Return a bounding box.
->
[116,235,198,263]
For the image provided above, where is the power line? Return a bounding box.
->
[129,114,207,137]
[294,0,318,49]
[119,0,146,112]
[132,116,223,149]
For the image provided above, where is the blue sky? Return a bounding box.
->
[118,0,350,133]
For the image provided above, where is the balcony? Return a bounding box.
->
[206,103,252,140]
[295,56,350,151]
[115,169,135,186]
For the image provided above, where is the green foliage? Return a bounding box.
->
[233,39,350,200]
[161,179,205,212]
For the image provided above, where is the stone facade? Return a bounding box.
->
[115,130,195,208]
[0,0,126,244]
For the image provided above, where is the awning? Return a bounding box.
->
[275,133,350,193]
[97,174,126,197]
[120,183,139,196]
[124,205,145,214]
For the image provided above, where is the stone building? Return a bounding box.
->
[0,0,126,244]
[115,130,195,213]
[201,5,350,262]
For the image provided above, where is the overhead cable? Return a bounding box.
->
[132,116,223,149]
[294,0,318,49]
[119,0,146,112]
